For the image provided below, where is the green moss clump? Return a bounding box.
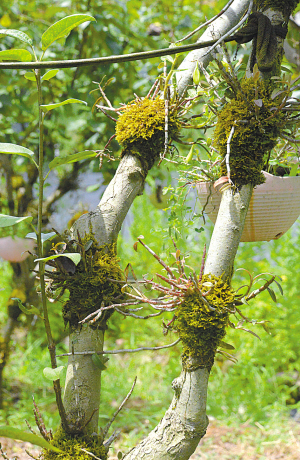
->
[62,239,123,328]
[115,97,181,171]
[174,274,235,370]
[42,427,107,460]
[214,78,286,187]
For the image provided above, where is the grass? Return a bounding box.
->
[1,193,300,457]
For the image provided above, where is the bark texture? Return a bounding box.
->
[176,0,250,96]
[63,155,145,431]
[204,185,253,278]
[63,326,104,434]
[124,364,209,460]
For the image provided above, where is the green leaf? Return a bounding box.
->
[42,69,60,81]
[0,49,32,62]
[24,71,36,81]
[48,150,96,170]
[11,298,43,319]
[34,252,81,265]
[25,232,56,243]
[0,426,63,453]
[86,183,101,192]
[218,340,235,350]
[43,366,65,381]
[41,14,95,51]
[92,353,107,370]
[273,279,283,296]
[192,61,200,86]
[267,287,277,303]
[185,145,194,164]
[40,98,87,113]
[160,55,174,63]
[0,29,33,45]
[0,214,33,228]
[0,143,36,163]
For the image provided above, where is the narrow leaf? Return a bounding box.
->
[34,252,81,265]
[0,49,32,62]
[48,150,95,169]
[40,98,87,113]
[0,143,36,163]
[0,29,33,45]
[92,353,107,370]
[0,426,63,453]
[41,14,95,51]
[239,327,261,340]
[273,279,283,296]
[42,69,59,81]
[267,287,277,302]
[43,366,65,381]
[218,340,235,350]
[0,214,32,228]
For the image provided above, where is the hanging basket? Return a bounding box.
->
[196,171,300,242]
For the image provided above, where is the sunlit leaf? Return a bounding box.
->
[185,145,194,164]
[160,55,174,63]
[0,29,33,45]
[24,71,36,81]
[0,13,12,28]
[40,98,87,113]
[42,69,60,81]
[34,252,81,265]
[48,150,95,169]
[192,62,200,86]
[43,366,65,381]
[0,426,63,453]
[0,214,33,228]
[41,14,95,51]
[0,49,32,62]
[25,232,56,243]
[0,143,36,164]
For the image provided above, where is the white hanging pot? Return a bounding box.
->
[196,171,300,242]
[0,237,35,262]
